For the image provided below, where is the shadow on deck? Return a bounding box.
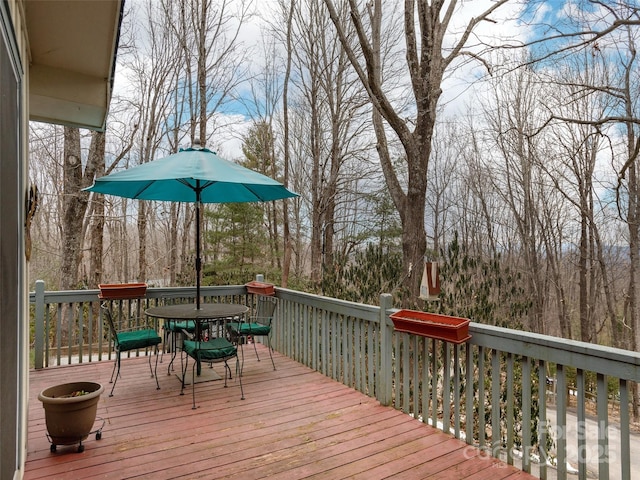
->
[25,344,535,479]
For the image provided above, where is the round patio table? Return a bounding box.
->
[145,303,248,340]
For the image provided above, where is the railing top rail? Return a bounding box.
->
[29,284,248,303]
[469,322,640,381]
[276,287,381,323]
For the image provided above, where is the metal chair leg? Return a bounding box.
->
[152,345,160,390]
[109,356,118,384]
[252,338,261,361]
[191,361,197,410]
[236,357,245,400]
[109,353,121,397]
[251,334,275,370]
[266,336,276,370]
[167,330,181,375]
[180,352,188,396]
[238,341,245,376]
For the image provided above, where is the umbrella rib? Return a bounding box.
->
[242,184,265,202]
[132,182,156,199]
[177,178,216,195]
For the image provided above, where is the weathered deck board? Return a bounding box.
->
[25,345,537,479]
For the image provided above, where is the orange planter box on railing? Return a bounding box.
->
[244,281,275,296]
[390,309,471,344]
[98,283,147,300]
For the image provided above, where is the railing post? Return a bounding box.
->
[34,280,45,369]
[378,293,393,406]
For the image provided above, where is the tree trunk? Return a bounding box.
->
[309,71,323,286]
[137,201,148,281]
[60,128,84,290]
[281,0,295,288]
[88,133,106,288]
[60,128,103,289]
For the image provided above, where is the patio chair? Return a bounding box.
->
[180,334,244,409]
[102,304,162,397]
[226,295,277,371]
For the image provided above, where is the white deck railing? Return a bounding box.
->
[30,280,640,480]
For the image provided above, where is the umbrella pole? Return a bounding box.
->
[196,187,201,310]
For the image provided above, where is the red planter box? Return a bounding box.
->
[390,309,471,344]
[98,283,147,300]
[245,281,275,296]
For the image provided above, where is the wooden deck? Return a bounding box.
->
[25,345,536,479]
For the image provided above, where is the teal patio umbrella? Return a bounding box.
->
[84,145,298,309]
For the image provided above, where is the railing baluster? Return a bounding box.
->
[303,303,310,367]
[313,306,319,371]
[55,303,62,366]
[422,336,429,425]
[45,304,51,367]
[321,309,328,377]
[87,302,94,362]
[507,352,514,465]
[356,319,363,393]
[521,355,531,473]
[332,313,339,381]
[453,343,460,439]
[478,345,486,450]
[538,359,547,480]
[343,316,350,387]
[404,333,411,413]
[367,320,372,394]
[491,348,501,459]
[98,300,105,362]
[576,368,586,480]
[412,335,419,421]
[597,373,609,480]
[78,302,84,363]
[465,343,474,445]
[430,338,438,426]
[394,332,401,411]
[34,280,45,369]
[557,363,567,479]
[443,342,451,434]
[619,379,630,480]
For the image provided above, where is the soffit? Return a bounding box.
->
[25,0,124,131]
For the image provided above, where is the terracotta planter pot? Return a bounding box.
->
[245,281,275,296]
[38,381,104,452]
[390,310,471,344]
[98,282,147,299]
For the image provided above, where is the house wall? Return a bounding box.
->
[0,1,29,478]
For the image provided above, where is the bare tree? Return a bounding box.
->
[155,0,251,285]
[60,128,106,290]
[28,125,65,286]
[87,133,106,288]
[282,0,373,287]
[427,121,463,257]
[480,58,551,334]
[130,0,182,281]
[281,0,295,287]
[324,0,511,301]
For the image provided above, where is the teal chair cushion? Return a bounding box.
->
[183,337,237,361]
[227,322,270,336]
[117,329,162,351]
[167,320,196,332]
